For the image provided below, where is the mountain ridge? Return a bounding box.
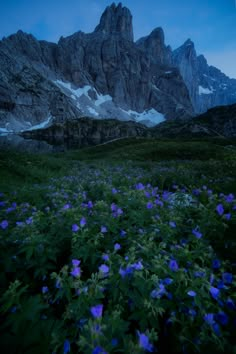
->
[0,2,235,133]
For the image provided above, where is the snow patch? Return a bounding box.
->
[198,86,213,95]
[125,108,165,125]
[25,116,52,131]
[95,92,112,106]
[87,107,99,116]
[55,80,92,100]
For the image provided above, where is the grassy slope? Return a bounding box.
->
[1,137,236,195]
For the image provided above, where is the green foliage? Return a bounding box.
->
[0,139,236,353]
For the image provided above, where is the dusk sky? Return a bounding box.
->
[0,0,235,78]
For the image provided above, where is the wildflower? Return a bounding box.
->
[226,298,235,310]
[92,347,107,354]
[163,278,173,285]
[216,312,228,326]
[87,201,93,208]
[99,264,109,274]
[212,259,221,269]
[216,204,224,216]
[0,220,8,229]
[42,286,49,294]
[72,259,80,267]
[101,226,107,233]
[169,260,179,272]
[192,227,202,239]
[138,332,153,352]
[146,201,153,209]
[80,217,86,227]
[136,183,144,190]
[119,266,133,278]
[151,284,166,299]
[204,313,215,325]
[72,224,79,232]
[111,203,117,212]
[63,339,70,354]
[63,203,71,210]
[117,208,123,216]
[102,254,109,261]
[187,290,196,297]
[70,267,81,278]
[90,304,103,319]
[120,229,126,237]
[189,309,197,316]
[222,272,233,284]
[131,261,143,270]
[112,188,118,194]
[225,193,234,203]
[169,221,176,228]
[114,243,121,251]
[224,213,231,220]
[210,286,220,300]
[111,338,118,346]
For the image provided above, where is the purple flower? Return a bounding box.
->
[187,290,196,297]
[111,203,117,212]
[192,227,202,239]
[42,286,49,294]
[63,339,70,354]
[87,201,93,208]
[72,259,80,267]
[163,278,173,285]
[114,243,121,251]
[99,264,109,274]
[146,202,153,209]
[70,267,81,278]
[136,183,145,190]
[80,217,86,227]
[194,271,205,278]
[210,286,220,300]
[138,332,153,352]
[222,272,233,284]
[112,188,118,194]
[0,220,8,229]
[63,203,71,210]
[212,259,221,269]
[216,312,228,326]
[131,261,143,270]
[92,346,107,354]
[169,221,176,228]
[90,304,103,319]
[216,204,224,216]
[72,224,79,232]
[119,266,133,278]
[225,193,234,203]
[117,208,123,216]
[102,254,109,261]
[169,260,179,272]
[101,226,108,233]
[204,313,215,325]
[151,284,166,299]
[120,229,127,237]
[224,213,231,220]
[226,298,235,310]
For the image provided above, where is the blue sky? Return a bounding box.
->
[0,0,235,78]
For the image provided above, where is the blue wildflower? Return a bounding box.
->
[63,339,70,354]
[138,332,153,352]
[111,338,118,346]
[169,260,179,272]
[102,254,109,261]
[92,346,107,354]
[99,264,109,274]
[204,313,215,325]
[210,286,220,300]
[90,304,103,319]
[42,286,49,294]
[212,259,221,269]
[72,224,79,232]
[80,217,86,227]
[101,226,108,233]
[216,312,228,326]
[114,243,121,251]
[146,201,153,209]
[226,298,235,310]
[70,267,81,278]
[169,221,176,228]
[0,220,8,229]
[216,204,224,216]
[222,272,233,284]
[192,227,202,239]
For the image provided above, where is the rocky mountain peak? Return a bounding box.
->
[94,2,134,41]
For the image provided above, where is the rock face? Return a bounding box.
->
[152,103,236,138]
[172,40,236,113]
[0,3,193,132]
[1,2,235,133]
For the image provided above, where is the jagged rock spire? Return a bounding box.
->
[94,2,134,41]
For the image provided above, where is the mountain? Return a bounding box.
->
[0,2,193,132]
[152,103,236,138]
[172,39,236,113]
[0,2,235,134]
